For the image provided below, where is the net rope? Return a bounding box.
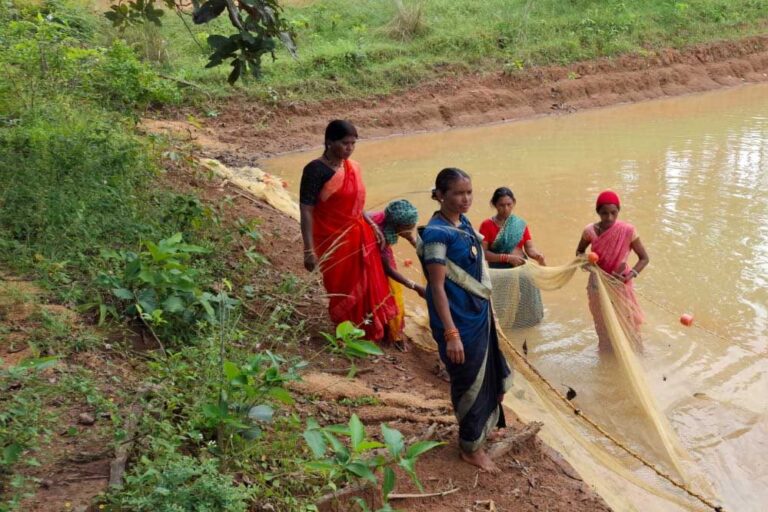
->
[405,256,725,511]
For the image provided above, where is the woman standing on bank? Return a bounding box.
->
[479,187,546,328]
[299,120,396,342]
[419,168,512,473]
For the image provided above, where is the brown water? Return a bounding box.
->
[264,84,768,511]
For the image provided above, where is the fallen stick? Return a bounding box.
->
[315,482,372,507]
[109,388,152,488]
[487,421,543,460]
[388,487,460,500]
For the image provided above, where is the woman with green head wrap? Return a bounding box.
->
[370,199,426,351]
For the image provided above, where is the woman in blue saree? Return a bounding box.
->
[418,168,513,473]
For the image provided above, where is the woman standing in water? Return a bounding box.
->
[418,168,512,473]
[299,120,396,342]
[576,190,649,350]
[479,187,546,328]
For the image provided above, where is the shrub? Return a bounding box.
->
[0,109,160,260]
[113,455,251,512]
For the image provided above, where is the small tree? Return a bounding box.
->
[105,0,296,84]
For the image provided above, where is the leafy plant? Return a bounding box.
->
[303,415,442,510]
[111,454,251,512]
[105,0,296,84]
[201,350,305,448]
[321,321,383,377]
[97,233,223,341]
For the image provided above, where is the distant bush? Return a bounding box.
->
[0,109,160,260]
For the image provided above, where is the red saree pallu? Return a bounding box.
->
[312,159,396,341]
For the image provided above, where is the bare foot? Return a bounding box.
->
[487,428,507,442]
[460,448,501,474]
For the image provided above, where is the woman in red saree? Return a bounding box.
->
[576,190,649,351]
[299,120,396,342]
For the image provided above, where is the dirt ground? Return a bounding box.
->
[146,35,768,163]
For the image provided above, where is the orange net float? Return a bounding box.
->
[588,252,600,264]
[680,313,694,327]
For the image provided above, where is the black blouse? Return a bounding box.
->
[299,160,336,206]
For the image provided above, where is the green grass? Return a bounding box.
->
[142,0,768,102]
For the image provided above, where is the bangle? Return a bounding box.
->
[444,328,459,338]
[407,280,416,290]
[630,269,639,278]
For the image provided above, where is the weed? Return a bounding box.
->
[303,414,442,510]
[321,321,384,377]
[111,454,252,512]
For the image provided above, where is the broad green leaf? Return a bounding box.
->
[398,457,423,491]
[382,467,396,500]
[405,440,443,459]
[344,461,377,484]
[305,460,335,472]
[351,497,371,512]
[164,232,183,246]
[324,424,351,435]
[349,414,365,452]
[2,444,23,465]
[354,440,384,452]
[162,295,185,313]
[202,402,225,420]
[248,404,274,422]
[112,288,134,300]
[381,423,404,457]
[336,320,365,340]
[345,339,384,357]
[268,386,294,405]
[239,426,262,441]
[222,361,240,380]
[303,429,327,458]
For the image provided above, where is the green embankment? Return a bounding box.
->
[150,0,768,101]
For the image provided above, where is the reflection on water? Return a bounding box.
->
[265,84,768,511]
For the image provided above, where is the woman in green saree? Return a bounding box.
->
[478,187,545,328]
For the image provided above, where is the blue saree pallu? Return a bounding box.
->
[419,215,513,452]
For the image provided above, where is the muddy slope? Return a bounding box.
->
[151,35,768,163]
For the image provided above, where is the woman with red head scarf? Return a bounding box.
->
[576,190,649,351]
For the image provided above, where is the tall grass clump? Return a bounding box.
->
[384,0,428,41]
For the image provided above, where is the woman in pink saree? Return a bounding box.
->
[576,190,649,351]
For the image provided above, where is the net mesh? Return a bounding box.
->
[405,256,719,510]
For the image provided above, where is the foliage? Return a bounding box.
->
[201,350,305,448]
[96,233,225,341]
[320,321,383,377]
[130,0,768,101]
[105,0,296,84]
[112,454,252,512]
[303,414,442,510]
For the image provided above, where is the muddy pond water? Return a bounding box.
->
[264,84,768,511]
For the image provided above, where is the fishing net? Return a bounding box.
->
[405,256,720,511]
